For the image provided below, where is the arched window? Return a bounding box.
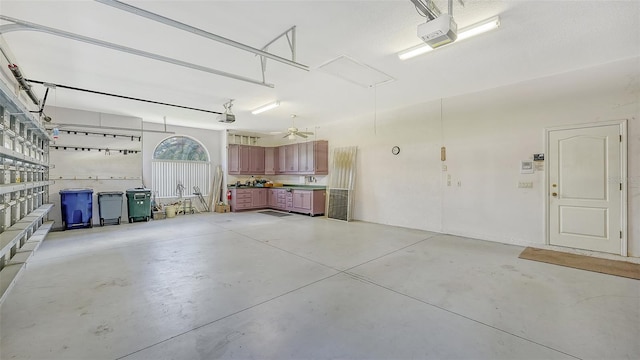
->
[152,136,210,198]
[153,136,208,161]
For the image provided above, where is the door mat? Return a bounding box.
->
[519,247,640,280]
[258,210,292,217]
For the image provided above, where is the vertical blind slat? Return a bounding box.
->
[152,160,210,197]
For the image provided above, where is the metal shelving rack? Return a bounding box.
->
[0,79,54,304]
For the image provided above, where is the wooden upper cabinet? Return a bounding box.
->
[264,147,277,175]
[298,140,328,175]
[277,145,286,174]
[228,141,327,175]
[285,144,299,173]
[249,146,265,174]
[228,144,240,174]
[313,140,329,175]
[239,145,250,173]
[228,144,264,175]
[298,142,311,174]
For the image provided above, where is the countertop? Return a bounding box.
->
[228,184,326,190]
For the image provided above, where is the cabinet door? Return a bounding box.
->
[267,189,277,207]
[313,141,329,175]
[239,145,250,173]
[300,191,312,210]
[260,189,268,207]
[228,144,240,174]
[298,142,308,174]
[285,144,298,173]
[298,142,315,174]
[277,146,286,174]
[251,189,267,207]
[265,147,276,175]
[249,146,265,174]
[292,190,311,211]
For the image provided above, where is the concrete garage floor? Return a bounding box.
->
[1,212,638,360]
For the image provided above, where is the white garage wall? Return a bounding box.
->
[47,108,224,226]
[316,57,640,257]
[46,107,143,228]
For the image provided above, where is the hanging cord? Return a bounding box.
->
[440,97,445,233]
[373,85,377,135]
[440,98,443,144]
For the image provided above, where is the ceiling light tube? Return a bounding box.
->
[398,15,500,60]
[251,101,280,115]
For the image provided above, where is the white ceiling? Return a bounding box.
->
[1,0,639,134]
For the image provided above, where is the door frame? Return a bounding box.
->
[544,119,628,256]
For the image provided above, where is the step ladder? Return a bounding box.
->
[193,186,210,212]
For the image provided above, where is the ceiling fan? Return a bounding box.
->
[283,115,314,139]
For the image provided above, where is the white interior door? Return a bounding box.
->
[548,123,625,255]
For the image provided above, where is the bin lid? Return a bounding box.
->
[60,188,93,194]
[126,188,151,193]
[97,191,124,195]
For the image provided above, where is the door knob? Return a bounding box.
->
[552,192,558,197]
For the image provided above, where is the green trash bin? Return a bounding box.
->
[126,188,151,223]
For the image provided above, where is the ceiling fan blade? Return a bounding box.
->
[297,133,308,138]
[298,131,314,135]
[282,133,291,139]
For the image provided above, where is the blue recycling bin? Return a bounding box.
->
[59,188,93,230]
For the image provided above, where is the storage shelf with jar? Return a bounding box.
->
[0,79,54,304]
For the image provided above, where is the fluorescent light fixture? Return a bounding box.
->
[251,101,280,114]
[398,16,500,60]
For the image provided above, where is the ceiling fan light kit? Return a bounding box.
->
[283,114,314,139]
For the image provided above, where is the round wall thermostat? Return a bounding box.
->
[392,146,400,155]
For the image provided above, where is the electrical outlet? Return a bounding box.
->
[518,181,533,188]
[442,164,447,171]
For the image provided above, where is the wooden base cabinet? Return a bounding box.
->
[251,188,267,207]
[231,188,324,216]
[228,188,254,211]
[290,189,325,216]
[267,188,278,208]
[267,188,287,210]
